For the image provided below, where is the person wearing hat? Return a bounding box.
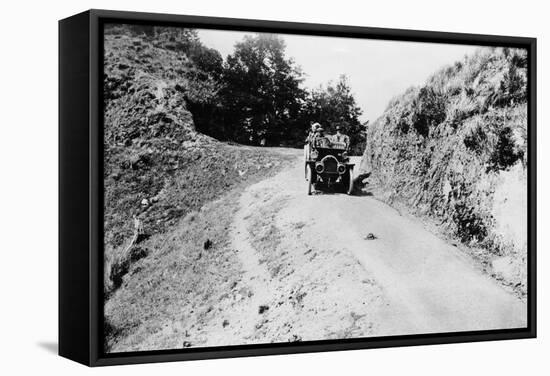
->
[333,125,350,149]
[305,122,321,161]
[306,123,321,143]
[313,126,331,148]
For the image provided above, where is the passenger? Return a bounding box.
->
[306,123,321,144]
[305,122,321,160]
[314,127,330,148]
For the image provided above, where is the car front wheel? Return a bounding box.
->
[306,165,314,195]
[346,167,354,195]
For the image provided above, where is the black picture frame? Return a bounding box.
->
[59,9,537,367]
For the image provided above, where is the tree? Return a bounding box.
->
[302,75,365,154]
[221,34,306,145]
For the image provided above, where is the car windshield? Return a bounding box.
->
[329,141,347,150]
[313,138,347,150]
[314,147,346,159]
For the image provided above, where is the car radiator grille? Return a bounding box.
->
[323,157,338,173]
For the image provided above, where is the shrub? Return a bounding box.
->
[463,124,487,155]
[497,64,527,107]
[489,126,523,171]
[411,87,447,137]
[453,202,488,243]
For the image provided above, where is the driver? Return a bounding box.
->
[333,125,350,149]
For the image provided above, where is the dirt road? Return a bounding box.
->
[202,151,527,345]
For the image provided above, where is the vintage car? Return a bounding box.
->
[305,136,354,195]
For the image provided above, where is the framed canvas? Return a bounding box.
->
[59,9,537,366]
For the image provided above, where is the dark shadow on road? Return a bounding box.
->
[311,188,347,196]
[353,189,373,196]
[312,189,373,197]
[37,341,58,355]
[352,171,374,196]
[311,171,374,196]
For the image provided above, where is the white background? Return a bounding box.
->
[0,0,547,374]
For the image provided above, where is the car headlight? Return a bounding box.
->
[315,162,324,173]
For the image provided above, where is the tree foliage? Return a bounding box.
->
[221,34,306,145]
[302,75,365,154]
[107,26,368,153]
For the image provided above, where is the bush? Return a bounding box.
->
[463,124,487,155]
[489,126,523,171]
[411,87,447,137]
[453,202,488,243]
[497,64,527,107]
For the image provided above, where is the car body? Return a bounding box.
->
[305,136,354,195]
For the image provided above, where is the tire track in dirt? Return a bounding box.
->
[198,155,387,346]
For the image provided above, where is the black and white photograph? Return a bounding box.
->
[4,0,550,373]
[102,22,529,353]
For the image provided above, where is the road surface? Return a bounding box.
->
[201,152,527,345]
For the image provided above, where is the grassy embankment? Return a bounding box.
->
[361,47,528,297]
[103,27,296,351]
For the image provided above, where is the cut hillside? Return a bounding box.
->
[103,26,295,296]
[361,47,528,297]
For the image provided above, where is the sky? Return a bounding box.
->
[198,29,481,122]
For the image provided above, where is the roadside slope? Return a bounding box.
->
[102,26,296,298]
[104,147,298,352]
[361,47,528,297]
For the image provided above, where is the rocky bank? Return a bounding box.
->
[361,47,528,297]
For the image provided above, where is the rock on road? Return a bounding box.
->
[203,150,526,346]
